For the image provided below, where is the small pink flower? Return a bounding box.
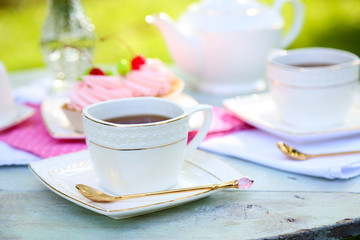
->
[237,177,254,189]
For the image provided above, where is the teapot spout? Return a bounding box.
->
[146,13,201,76]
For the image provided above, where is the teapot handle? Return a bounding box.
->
[274,0,304,49]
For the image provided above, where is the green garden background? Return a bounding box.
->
[0,0,360,72]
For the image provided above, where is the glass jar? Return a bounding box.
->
[40,0,96,92]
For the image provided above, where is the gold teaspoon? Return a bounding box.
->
[277,141,360,160]
[75,177,254,203]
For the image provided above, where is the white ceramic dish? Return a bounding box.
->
[41,94,203,139]
[147,0,304,95]
[223,93,360,143]
[29,149,243,220]
[0,104,35,132]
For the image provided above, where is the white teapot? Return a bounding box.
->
[146,0,304,94]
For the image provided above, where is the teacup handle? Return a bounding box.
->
[274,0,304,49]
[184,104,212,159]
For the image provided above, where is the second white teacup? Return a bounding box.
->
[83,97,212,195]
[267,47,360,128]
[0,61,16,126]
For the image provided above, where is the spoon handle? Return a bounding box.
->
[76,178,254,203]
[115,180,241,200]
[313,150,360,158]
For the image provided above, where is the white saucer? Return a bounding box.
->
[41,94,203,140]
[29,149,243,220]
[223,93,360,143]
[0,104,35,132]
[41,95,84,139]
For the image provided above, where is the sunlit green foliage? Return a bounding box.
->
[0,0,360,71]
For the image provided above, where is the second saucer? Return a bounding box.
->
[223,93,360,143]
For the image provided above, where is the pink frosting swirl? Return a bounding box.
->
[68,75,132,111]
[67,59,177,111]
[123,59,174,97]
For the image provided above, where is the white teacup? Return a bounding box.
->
[83,97,212,195]
[267,47,360,128]
[0,61,16,126]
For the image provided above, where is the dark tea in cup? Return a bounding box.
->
[104,114,170,124]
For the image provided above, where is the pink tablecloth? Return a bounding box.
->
[0,104,87,158]
[0,104,251,159]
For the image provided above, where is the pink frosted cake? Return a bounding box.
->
[62,56,184,132]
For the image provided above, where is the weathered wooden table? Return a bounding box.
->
[1,69,360,239]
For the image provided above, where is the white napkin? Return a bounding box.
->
[13,77,51,104]
[0,142,40,165]
[200,129,360,179]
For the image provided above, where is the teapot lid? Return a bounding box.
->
[178,0,284,31]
